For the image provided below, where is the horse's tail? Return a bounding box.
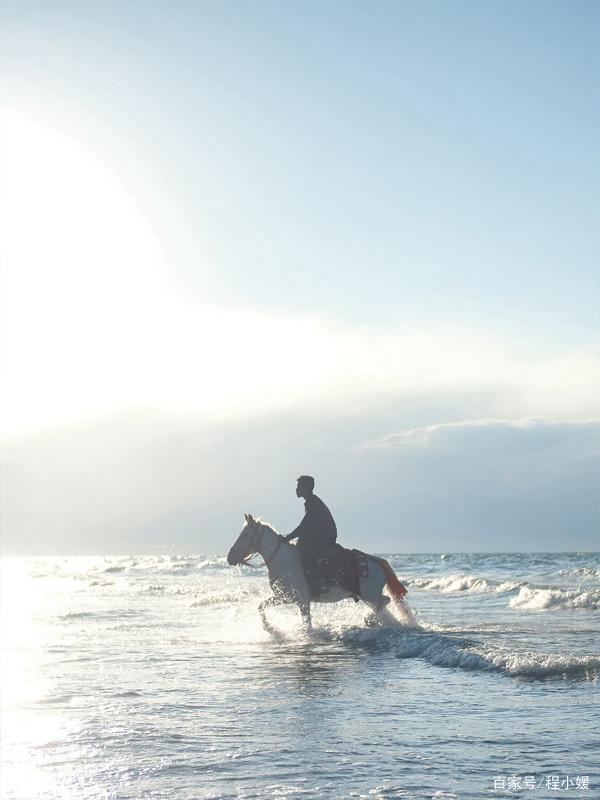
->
[378,558,408,605]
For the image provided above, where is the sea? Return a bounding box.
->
[1,551,598,800]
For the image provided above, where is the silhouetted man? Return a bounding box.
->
[285,475,337,596]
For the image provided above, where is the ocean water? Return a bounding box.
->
[1,551,598,800]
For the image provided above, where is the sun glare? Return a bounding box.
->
[0,109,391,436]
[2,108,597,440]
[0,108,171,434]
[0,108,356,435]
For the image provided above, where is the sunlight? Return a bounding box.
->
[0,108,347,434]
[1,109,597,440]
[0,108,168,434]
[0,558,81,799]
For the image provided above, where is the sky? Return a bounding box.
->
[0,0,598,554]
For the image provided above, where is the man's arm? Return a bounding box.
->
[284,516,307,541]
[284,501,314,540]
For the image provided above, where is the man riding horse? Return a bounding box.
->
[226,479,410,630]
[285,475,337,597]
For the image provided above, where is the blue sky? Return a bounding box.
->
[1,1,598,553]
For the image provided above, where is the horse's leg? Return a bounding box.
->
[364,596,391,627]
[364,602,379,627]
[359,558,395,627]
[299,601,312,630]
[258,595,285,634]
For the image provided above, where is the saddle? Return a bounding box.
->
[315,544,366,600]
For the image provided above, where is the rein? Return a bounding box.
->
[238,526,283,569]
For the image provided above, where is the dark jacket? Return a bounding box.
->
[286,494,337,552]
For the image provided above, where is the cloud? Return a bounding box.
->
[360,417,600,454]
[353,417,599,551]
[1,411,597,555]
[1,285,597,438]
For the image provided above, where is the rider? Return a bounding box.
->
[285,475,337,596]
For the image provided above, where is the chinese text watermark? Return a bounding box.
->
[493,775,590,791]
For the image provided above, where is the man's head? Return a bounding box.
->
[296,475,315,498]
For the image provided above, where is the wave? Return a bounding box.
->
[405,574,524,593]
[404,573,599,612]
[131,580,265,605]
[59,609,142,621]
[79,555,232,578]
[509,585,600,611]
[479,648,600,679]
[558,567,600,580]
[332,627,600,680]
[191,586,264,607]
[127,569,598,615]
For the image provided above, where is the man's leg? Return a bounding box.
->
[299,545,321,597]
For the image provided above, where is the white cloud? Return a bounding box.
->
[360,417,600,452]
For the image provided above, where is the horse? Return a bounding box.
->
[227,513,409,631]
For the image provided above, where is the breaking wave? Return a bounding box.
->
[404,573,599,612]
[509,585,600,611]
[331,627,600,680]
[479,648,600,678]
[405,574,524,593]
[558,566,600,580]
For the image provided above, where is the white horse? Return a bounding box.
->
[227,514,409,631]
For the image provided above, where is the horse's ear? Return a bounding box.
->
[244,513,250,523]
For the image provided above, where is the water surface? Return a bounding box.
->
[1,552,598,799]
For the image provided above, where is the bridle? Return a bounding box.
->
[237,522,283,569]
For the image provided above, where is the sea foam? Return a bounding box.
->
[509,585,600,611]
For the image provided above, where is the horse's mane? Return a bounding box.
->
[255,518,281,537]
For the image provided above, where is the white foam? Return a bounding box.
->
[559,566,600,580]
[496,580,525,592]
[405,574,600,610]
[509,585,600,611]
[478,647,600,678]
[326,627,600,679]
[407,574,493,593]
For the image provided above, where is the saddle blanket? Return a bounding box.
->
[317,545,371,598]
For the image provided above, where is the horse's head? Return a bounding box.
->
[227,513,262,565]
